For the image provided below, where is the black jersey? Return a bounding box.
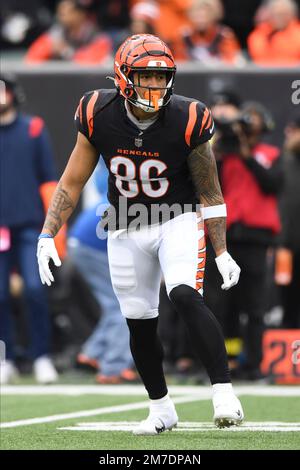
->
[75,89,214,229]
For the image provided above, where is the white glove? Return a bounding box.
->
[215,251,241,290]
[37,237,61,286]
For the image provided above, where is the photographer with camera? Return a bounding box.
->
[204,93,283,381]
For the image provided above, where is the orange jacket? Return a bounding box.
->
[25,32,112,64]
[131,0,192,43]
[172,24,241,63]
[248,19,300,66]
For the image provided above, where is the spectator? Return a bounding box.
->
[171,0,243,64]
[130,0,191,46]
[25,0,112,64]
[205,99,284,380]
[0,0,53,51]
[276,115,300,327]
[248,0,300,66]
[69,161,136,384]
[95,0,131,52]
[96,0,130,32]
[0,74,64,384]
[130,1,159,35]
[209,89,242,160]
[221,0,262,50]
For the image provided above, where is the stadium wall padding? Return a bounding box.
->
[4,65,300,175]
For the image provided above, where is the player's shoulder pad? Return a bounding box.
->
[74,88,118,139]
[171,94,215,148]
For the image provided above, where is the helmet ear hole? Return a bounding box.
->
[125,87,133,97]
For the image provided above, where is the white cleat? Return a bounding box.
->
[133,401,178,435]
[33,356,58,384]
[0,360,19,384]
[213,392,244,428]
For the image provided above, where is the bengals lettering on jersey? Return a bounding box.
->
[74,89,214,228]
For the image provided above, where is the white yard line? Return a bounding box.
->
[1,384,299,429]
[1,384,300,396]
[59,421,300,433]
[0,395,203,429]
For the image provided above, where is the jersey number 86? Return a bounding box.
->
[110,156,170,198]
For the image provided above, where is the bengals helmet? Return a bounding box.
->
[114,34,176,112]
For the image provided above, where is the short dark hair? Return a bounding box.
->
[210,90,241,108]
[0,73,25,106]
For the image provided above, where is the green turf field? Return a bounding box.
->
[1,385,300,450]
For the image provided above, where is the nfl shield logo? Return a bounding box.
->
[135,137,143,147]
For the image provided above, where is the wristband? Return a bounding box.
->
[203,204,227,220]
[38,233,53,240]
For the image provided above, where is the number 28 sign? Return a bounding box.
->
[261,330,300,384]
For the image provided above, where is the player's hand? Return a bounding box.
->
[215,251,241,290]
[37,237,61,286]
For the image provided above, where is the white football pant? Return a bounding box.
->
[107,212,206,320]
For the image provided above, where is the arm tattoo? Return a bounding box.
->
[43,182,75,237]
[187,142,223,205]
[187,142,227,255]
[204,217,227,255]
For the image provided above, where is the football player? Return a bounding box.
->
[37,34,244,434]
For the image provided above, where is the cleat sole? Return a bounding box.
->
[214,417,243,428]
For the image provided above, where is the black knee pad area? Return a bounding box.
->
[169,284,204,311]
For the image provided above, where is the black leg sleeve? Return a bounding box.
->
[169,284,231,384]
[126,317,168,399]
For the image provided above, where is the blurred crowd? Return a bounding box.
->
[1,0,300,66]
[0,72,299,386]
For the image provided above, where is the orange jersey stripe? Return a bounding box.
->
[87,91,99,138]
[197,258,206,270]
[199,108,210,137]
[195,230,206,292]
[185,101,198,147]
[79,96,84,125]
[75,96,84,124]
[196,273,205,282]
[198,236,205,250]
[205,113,212,130]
